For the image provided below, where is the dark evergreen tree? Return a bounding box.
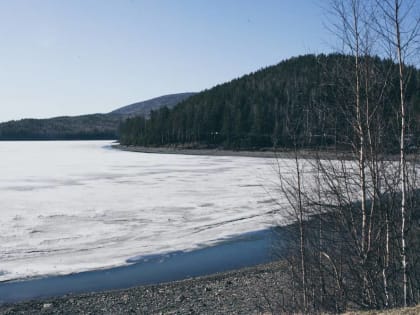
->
[119,54,420,150]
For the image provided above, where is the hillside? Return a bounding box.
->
[0,114,122,140]
[0,93,195,140]
[110,92,196,116]
[119,54,420,150]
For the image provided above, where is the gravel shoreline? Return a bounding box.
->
[113,144,283,158]
[113,144,413,162]
[113,144,353,160]
[0,261,291,314]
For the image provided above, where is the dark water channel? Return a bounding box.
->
[0,228,285,304]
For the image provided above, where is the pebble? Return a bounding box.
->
[0,262,290,314]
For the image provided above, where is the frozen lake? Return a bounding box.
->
[0,141,288,282]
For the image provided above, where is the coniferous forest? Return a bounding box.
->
[119,54,420,151]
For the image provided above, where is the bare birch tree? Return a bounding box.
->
[374,0,420,306]
[273,0,420,312]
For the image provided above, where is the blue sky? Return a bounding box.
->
[0,0,332,121]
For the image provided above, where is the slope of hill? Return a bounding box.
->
[0,114,123,140]
[0,93,195,140]
[110,92,196,116]
[119,54,420,149]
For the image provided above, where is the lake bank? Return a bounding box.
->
[113,143,355,160]
[113,143,282,158]
[0,261,290,314]
[114,144,418,162]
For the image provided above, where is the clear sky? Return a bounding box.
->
[0,0,332,121]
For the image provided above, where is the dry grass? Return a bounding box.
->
[344,304,420,315]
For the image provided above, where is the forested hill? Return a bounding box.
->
[119,54,420,150]
[0,114,122,140]
[0,93,195,140]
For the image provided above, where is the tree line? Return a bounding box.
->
[119,53,420,151]
[0,114,122,140]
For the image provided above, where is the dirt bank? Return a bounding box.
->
[0,261,291,314]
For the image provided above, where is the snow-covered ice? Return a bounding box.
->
[0,141,292,282]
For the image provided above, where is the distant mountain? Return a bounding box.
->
[0,93,195,140]
[111,92,196,116]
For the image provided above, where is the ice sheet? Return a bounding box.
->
[0,141,294,282]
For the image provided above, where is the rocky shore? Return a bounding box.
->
[113,143,354,160]
[113,144,282,158]
[0,262,291,314]
[113,144,412,162]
